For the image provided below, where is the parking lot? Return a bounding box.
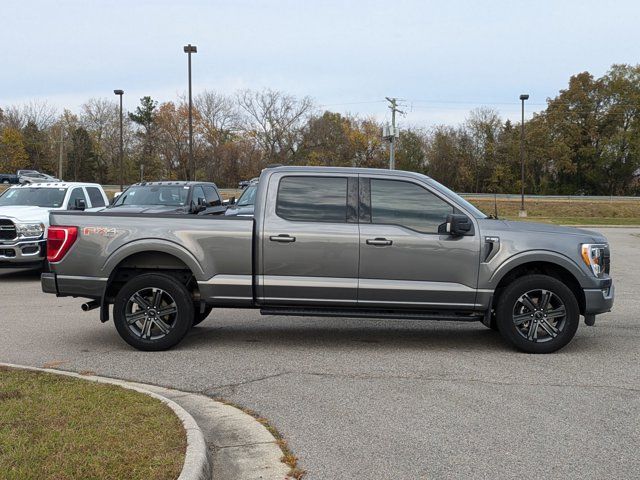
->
[1,227,638,479]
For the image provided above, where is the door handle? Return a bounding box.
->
[366,237,392,246]
[270,234,296,243]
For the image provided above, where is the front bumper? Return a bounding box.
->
[0,238,46,268]
[583,277,615,315]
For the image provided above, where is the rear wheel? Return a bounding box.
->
[113,273,193,351]
[495,274,579,353]
[192,305,213,326]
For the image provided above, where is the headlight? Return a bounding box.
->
[581,243,607,277]
[16,223,45,238]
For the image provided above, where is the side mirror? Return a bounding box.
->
[192,197,206,213]
[446,213,473,236]
[73,198,86,211]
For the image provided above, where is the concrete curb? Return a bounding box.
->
[0,363,211,480]
[1,362,293,480]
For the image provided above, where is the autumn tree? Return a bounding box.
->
[0,127,29,171]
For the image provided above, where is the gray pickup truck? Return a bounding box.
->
[41,166,614,353]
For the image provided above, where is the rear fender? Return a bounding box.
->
[100,239,206,280]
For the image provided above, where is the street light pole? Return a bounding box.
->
[183,44,197,180]
[519,93,529,217]
[114,90,124,192]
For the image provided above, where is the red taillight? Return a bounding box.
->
[47,226,78,263]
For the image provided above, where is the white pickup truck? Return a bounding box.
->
[0,182,109,269]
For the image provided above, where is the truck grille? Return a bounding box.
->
[0,219,17,241]
[603,245,611,275]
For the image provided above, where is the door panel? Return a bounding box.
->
[358,177,481,309]
[261,174,359,305]
[358,224,480,308]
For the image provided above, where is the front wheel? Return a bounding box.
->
[113,273,194,351]
[495,274,579,353]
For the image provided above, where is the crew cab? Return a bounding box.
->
[41,167,614,353]
[0,182,108,268]
[107,181,226,216]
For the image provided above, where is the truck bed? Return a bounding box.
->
[48,211,255,306]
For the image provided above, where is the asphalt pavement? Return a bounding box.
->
[1,227,639,479]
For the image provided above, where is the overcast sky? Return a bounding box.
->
[2,0,640,127]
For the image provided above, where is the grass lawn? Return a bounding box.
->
[469,198,640,226]
[0,366,186,480]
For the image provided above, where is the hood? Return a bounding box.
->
[486,219,606,242]
[225,204,255,217]
[0,205,56,224]
[104,205,188,215]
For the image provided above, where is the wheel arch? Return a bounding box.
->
[491,258,586,314]
[100,243,203,322]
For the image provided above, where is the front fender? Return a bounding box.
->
[487,250,592,290]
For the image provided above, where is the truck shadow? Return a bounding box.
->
[184,320,506,351]
[0,268,41,282]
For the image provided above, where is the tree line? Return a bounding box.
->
[1,64,639,194]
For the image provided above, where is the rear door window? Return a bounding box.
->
[276,176,348,223]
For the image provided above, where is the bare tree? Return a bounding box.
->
[194,90,241,181]
[236,89,314,164]
[80,98,120,182]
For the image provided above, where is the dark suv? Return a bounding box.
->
[108,181,226,215]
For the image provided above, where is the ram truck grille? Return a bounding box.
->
[0,219,17,241]
[603,245,611,275]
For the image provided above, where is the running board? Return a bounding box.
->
[260,307,484,322]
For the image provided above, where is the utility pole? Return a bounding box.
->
[114,89,124,191]
[183,44,197,180]
[519,93,529,217]
[385,97,404,169]
[58,123,64,180]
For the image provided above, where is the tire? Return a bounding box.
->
[113,273,194,351]
[495,274,579,354]
[192,305,213,326]
[1,179,9,184]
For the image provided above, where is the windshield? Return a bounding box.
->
[113,185,189,207]
[431,181,488,219]
[0,187,67,208]
[237,184,257,206]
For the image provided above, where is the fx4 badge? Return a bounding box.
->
[83,226,117,237]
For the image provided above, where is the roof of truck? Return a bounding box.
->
[10,182,104,188]
[266,165,433,178]
[129,181,218,187]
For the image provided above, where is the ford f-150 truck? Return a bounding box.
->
[0,182,108,268]
[41,167,614,353]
